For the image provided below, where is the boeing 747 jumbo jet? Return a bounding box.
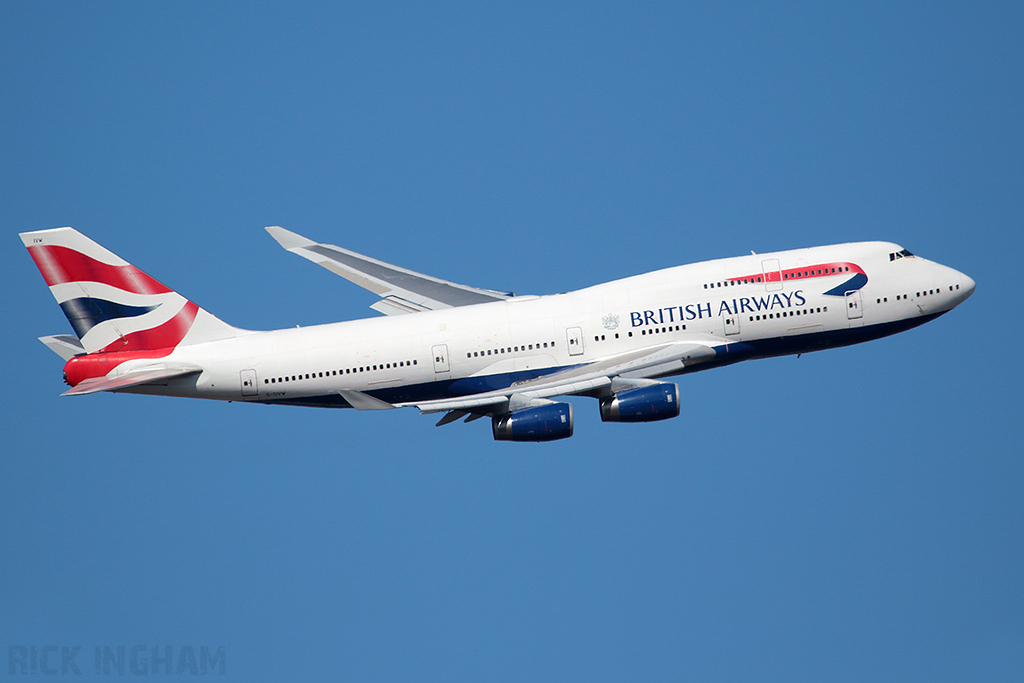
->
[21,227,974,441]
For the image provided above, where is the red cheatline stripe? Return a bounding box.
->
[28,245,172,295]
[97,301,199,353]
[728,262,865,284]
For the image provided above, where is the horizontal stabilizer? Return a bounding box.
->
[266,226,514,314]
[39,334,85,361]
[61,366,202,396]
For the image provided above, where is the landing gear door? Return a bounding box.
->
[762,259,782,291]
[566,327,584,356]
[240,369,258,396]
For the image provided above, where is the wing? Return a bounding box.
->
[400,337,728,417]
[61,366,202,396]
[266,226,514,315]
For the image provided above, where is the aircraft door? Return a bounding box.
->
[240,369,258,396]
[431,344,451,374]
[845,290,864,320]
[566,327,584,356]
[724,314,740,336]
[762,259,783,291]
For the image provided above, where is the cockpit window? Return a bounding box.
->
[889,248,915,261]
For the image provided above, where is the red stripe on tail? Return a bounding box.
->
[97,301,199,354]
[27,245,172,295]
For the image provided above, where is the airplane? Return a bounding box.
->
[20,226,975,441]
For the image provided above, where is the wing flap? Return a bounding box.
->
[266,226,513,314]
[369,295,433,316]
[61,366,202,396]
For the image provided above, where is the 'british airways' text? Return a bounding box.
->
[630,290,806,327]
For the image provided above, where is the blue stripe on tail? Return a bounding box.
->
[59,298,160,338]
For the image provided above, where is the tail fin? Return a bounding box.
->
[21,227,246,354]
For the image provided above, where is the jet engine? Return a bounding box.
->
[492,402,574,442]
[599,383,680,422]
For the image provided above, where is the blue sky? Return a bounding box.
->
[2,2,1021,680]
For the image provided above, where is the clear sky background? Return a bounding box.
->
[2,2,1021,681]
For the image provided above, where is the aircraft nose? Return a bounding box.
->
[960,272,976,299]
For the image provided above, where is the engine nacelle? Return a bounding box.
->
[492,403,574,442]
[599,383,680,422]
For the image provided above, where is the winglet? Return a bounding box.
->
[266,226,315,251]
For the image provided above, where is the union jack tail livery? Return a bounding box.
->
[22,227,241,354]
[21,227,249,395]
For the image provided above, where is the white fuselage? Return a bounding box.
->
[121,241,974,407]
